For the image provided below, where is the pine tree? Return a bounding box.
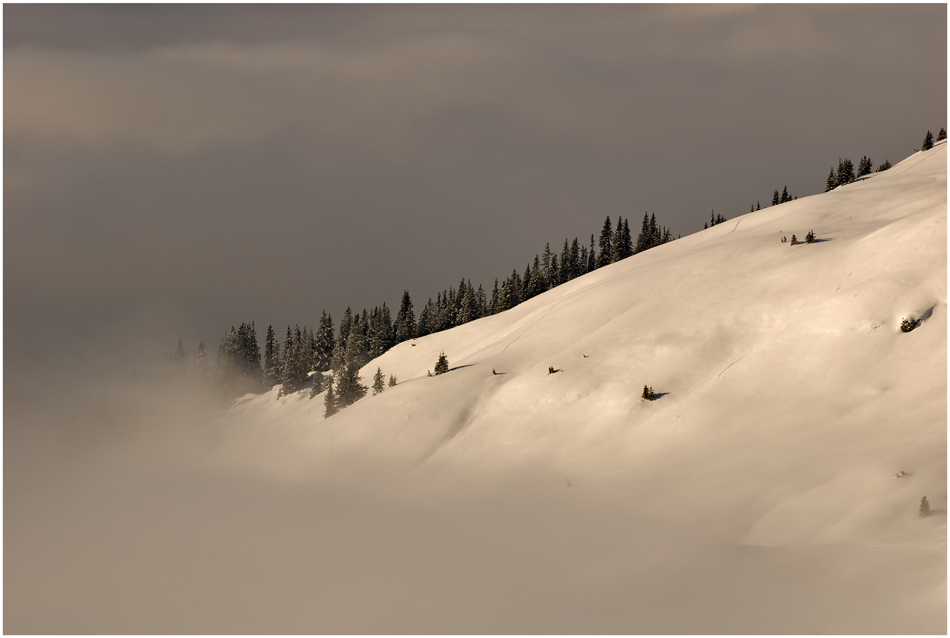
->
[857,156,873,176]
[597,216,613,268]
[313,312,334,372]
[825,167,837,192]
[373,367,385,395]
[634,212,652,254]
[618,219,634,259]
[780,186,790,203]
[921,130,934,151]
[335,361,367,408]
[938,127,947,141]
[790,234,799,245]
[264,325,281,388]
[278,324,309,397]
[541,243,554,288]
[549,253,560,287]
[569,237,582,279]
[434,352,449,375]
[876,159,891,172]
[323,377,338,417]
[836,158,854,185]
[489,280,500,315]
[771,189,780,206]
[756,201,761,210]
[394,291,416,344]
[587,235,596,273]
[388,374,397,387]
[919,496,931,518]
[805,229,815,243]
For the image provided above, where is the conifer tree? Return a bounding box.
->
[458,280,478,323]
[324,377,338,417]
[771,189,780,206]
[394,291,416,344]
[756,201,761,210]
[314,311,334,372]
[938,127,947,141]
[476,284,488,318]
[434,352,449,375]
[489,280,500,315]
[569,237,582,278]
[541,243,554,288]
[836,158,854,185]
[335,361,367,408]
[528,255,545,298]
[264,325,281,388]
[388,374,397,387]
[921,130,934,151]
[587,235,596,273]
[857,156,873,176]
[825,167,837,192]
[619,219,634,258]
[373,367,385,395]
[597,216,613,268]
[278,324,309,397]
[634,212,652,254]
[417,299,433,336]
[780,186,790,203]
[876,159,891,172]
[549,253,560,287]
[919,496,931,518]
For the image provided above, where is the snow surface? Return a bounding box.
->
[205,142,947,632]
[9,144,943,634]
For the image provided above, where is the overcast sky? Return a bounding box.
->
[4,4,946,397]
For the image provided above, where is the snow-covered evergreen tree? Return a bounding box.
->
[857,156,873,176]
[597,216,613,268]
[825,167,837,192]
[434,352,449,375]
[264,325,281,388]
[323,377,338,417]
[394,290,416,344]
[373,367,385,395]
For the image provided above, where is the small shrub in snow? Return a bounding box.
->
[434,352,449,375]
[900,317,921,333]
[919,496,931,518]
[548,366,556,374]
[790,234,799,246]
[642,385,656,401]
[876,159,891,172]
[805,230,816,243]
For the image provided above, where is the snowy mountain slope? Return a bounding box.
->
[205,141,946,632]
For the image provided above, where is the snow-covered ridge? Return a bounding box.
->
[222,143,943,516]
[205,141,946,632]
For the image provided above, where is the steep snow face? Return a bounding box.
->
[204,142,946,632]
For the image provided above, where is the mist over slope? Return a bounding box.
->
[7,142,946,633]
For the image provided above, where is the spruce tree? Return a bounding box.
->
[921,130,934,151]
[569,237,582,278]
[836,158,854,185]
[394,291,416,344]
[324,378,338,417]
[857,156,873,176]
[938,127,946,141]
[634,212,651,254]
[309,371,325,398]
[756,201,761,210]
[388,374,397,387]
[771,189,780,206]
[373,368,385,395]
[434,352,449,375]
[335,361,367,408]
[919,496,931,518]
[825,167,837,192]
[489,280,500,315]
[597,216,613,268]
[780,186,790,203]
[620,218,634,258]
[264,325,281,388]
[876,159,891,172]
[541,243,554,287]
[587,235,596,273]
